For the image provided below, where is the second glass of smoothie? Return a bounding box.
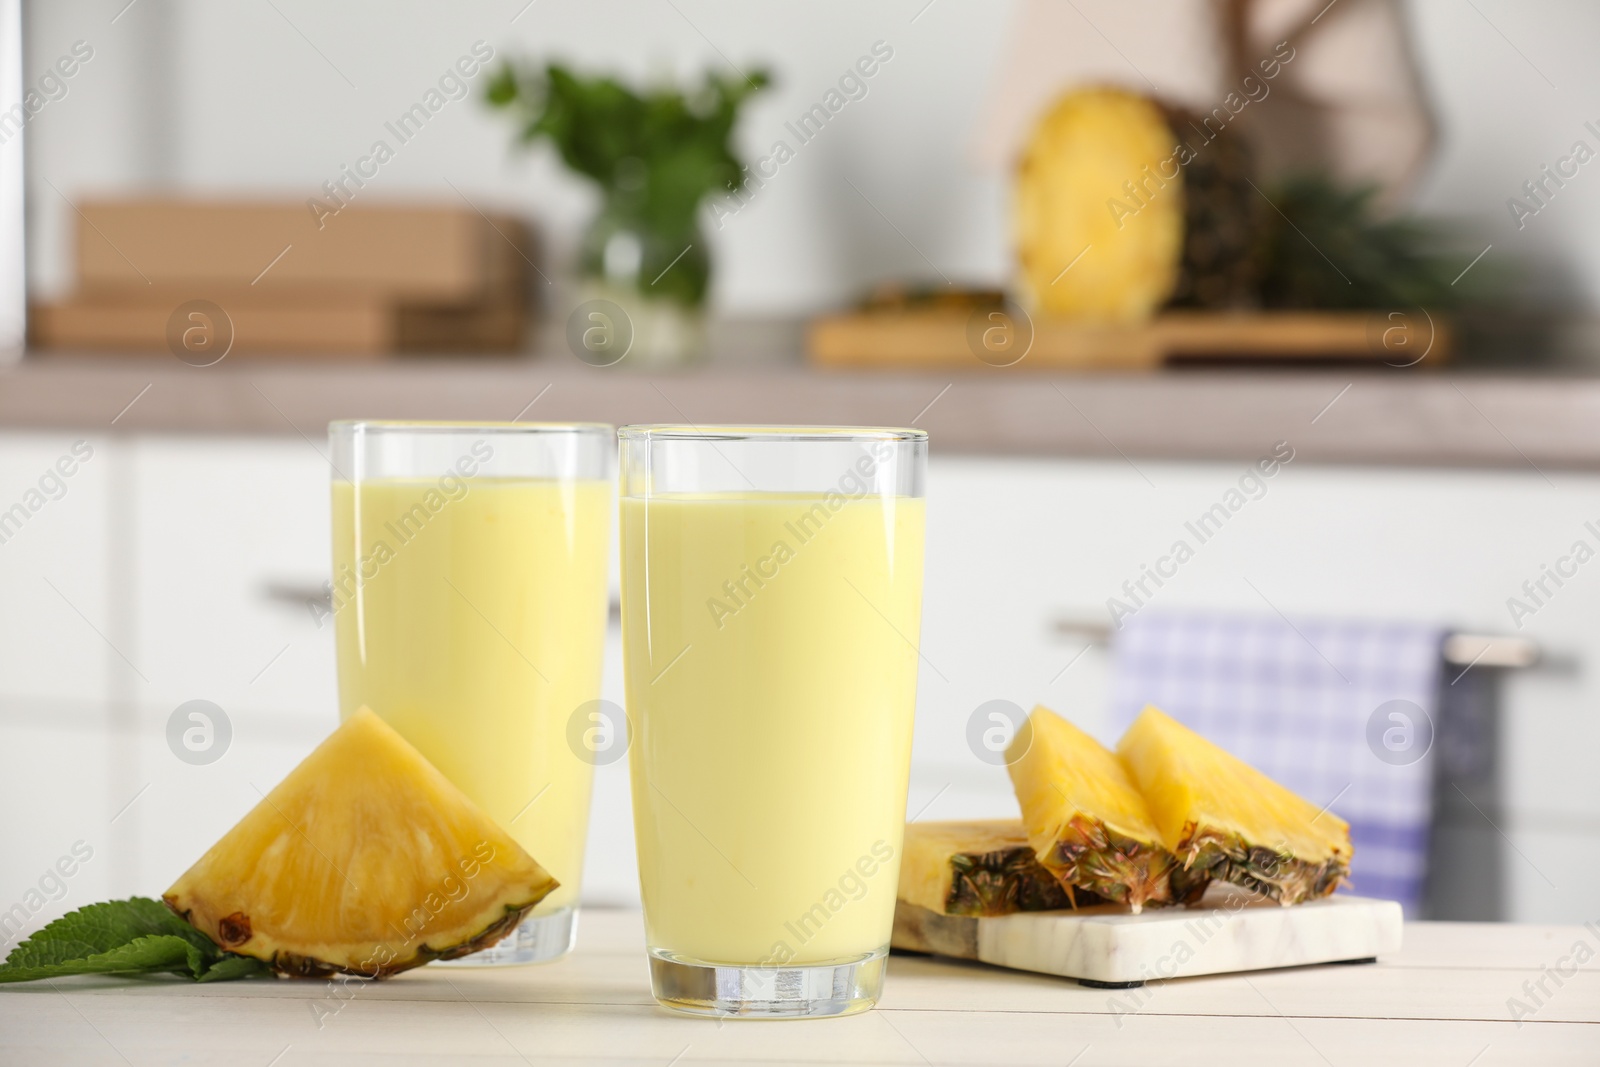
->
[619,425,928,1017]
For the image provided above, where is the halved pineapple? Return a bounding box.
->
[1117,705,1351,904]
[1006,706,1206,911]
[1015,88,1184,321]
[1014,86,1260,320]
[164,708,557,978]
[898,820,1096,917]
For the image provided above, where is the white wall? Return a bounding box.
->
[1407,0,1600,305]
[21,0,1600,315]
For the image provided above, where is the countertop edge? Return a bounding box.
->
[3,356,1599,472]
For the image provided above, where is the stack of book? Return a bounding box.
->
[31,199,535,357]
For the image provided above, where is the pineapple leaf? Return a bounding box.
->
[1259,175,1481,310]
[0,898,268,984]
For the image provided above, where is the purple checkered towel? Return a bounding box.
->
[1109,611,1445,914]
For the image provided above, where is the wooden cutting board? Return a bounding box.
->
[891,886,1403,987]
[809,309,1451,370]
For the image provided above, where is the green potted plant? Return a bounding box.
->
[486,61,769,365]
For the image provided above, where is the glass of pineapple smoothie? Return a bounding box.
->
[619,426,927,1017]
[328,421,613,965]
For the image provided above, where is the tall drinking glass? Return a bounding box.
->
[329,421,613,964]
[619,426,928,1017]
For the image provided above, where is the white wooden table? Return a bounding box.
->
[2,910,1594,1066]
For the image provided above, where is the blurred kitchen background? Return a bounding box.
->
[3,0,1599,935]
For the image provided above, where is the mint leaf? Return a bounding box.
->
[0,934,206,983]
[3,898,210,963]
[0,898,268,984]
[198,954,272,982]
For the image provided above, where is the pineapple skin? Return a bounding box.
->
[1118,705,1352,905]
[164,709,559,978]
[899,820,1091,917]
[1007,706,1206,911]
[1178,830,1347,905]
[1161,104,1262,310]
[1041,815,1208,910]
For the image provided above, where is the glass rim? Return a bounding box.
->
[618,424,927,443]
[330,420,615,436]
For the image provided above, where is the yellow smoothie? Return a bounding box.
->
[622,491,925,965]
[333,476,610,914]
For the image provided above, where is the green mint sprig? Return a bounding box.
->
[0,898,270,983]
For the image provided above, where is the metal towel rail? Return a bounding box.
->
[1050,618,1539,669]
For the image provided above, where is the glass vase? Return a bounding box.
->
[575,199,710,368]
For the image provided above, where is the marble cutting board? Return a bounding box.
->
[891,885,1403,987]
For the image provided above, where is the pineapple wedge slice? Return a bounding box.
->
[165,708,558,978]
[1006,706,1207,911]
[898,820,1097,917]
[1117,705,1351,904]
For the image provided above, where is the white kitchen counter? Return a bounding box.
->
[1,910,1595,1065]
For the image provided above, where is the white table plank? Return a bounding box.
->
[880,953,1600,1023]
[7,996,1596,1067]
[0,910,1593,1067]
[1392,920,1600,971]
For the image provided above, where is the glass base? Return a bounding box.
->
[646,947,886,1018]
[433,906,578,967]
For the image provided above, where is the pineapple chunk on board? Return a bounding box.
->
[1007,707,1207,911]
[897,820,1097,918]
[1118,705,1351,905]
[894,819,1107,961]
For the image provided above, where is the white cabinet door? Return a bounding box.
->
[126,436,336,892]
[0,433,114,708]
[0,432,123,931]
[130,435,336,723]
